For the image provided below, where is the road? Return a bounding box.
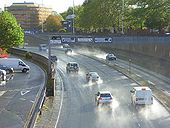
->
[27,46,170,128]
[0,59,45,128]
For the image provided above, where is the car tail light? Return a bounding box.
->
[99,97,102,100]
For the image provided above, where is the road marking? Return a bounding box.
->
[30,100,34,103]
[130,83,138,86]
[136,74,141,77]
[55,68,64,128]
[21,90,30,96]
[148,80,155,85]
[0,91,6,96]
[115,76,128,80]
[137,123,141,127]
[0,81,6,86]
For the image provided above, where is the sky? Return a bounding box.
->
[0,0,85,13]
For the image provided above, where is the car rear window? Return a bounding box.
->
[70,63,78,67]
[100,93,111,97]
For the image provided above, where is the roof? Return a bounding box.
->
[99,91,111,94]
[133,86,151,91]
[68,62,77,64]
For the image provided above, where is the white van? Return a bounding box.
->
[0,58,30,73]
[0,69,6,81]
[130,86,153,105]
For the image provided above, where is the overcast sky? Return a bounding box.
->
[0,0,85,13]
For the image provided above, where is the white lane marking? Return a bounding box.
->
[30,100,34,103]
[0,81,6,86]
[147,80,155,85]
[0,91,6,96]
[136,74,142,77]
[55,68,64,128]
[130,83,138,86]
[20,90,30,96]
[19,98,26,101]
[115,76,128,80]
[137,123,141,127]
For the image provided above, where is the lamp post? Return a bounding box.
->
[72,0,75,34]
[121,0,124,34]
[41,0,44,33]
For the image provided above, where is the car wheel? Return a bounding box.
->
[6,70,10,74]
[22,68,27,73]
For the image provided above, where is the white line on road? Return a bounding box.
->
[21,90,30,96]
[55,68,64,128]
[0,91,6,96]
[136,74,142,77]
[130,83,138,86]
[147,80,155,85]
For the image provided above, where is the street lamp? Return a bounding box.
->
[72,0,75,34]
[122,0,124,34]
[41,0,44,32]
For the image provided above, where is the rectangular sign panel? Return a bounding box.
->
[50,40,62,44]
[94,37,112,43]
[62,37,76,43]
[77,37,93,43]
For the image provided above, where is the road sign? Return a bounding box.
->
[94,37,112,43]
[50,36,62,44]
[77,37,93,43]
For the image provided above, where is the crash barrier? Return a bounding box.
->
[8,48,55,128]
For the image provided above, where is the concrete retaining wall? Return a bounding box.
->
[77,42,170,78]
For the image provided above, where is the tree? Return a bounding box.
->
[128,0,170,30]
[0,11,24,49]
[44,15,63,32]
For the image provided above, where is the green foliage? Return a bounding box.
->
[128,0,170,30]
[44,15,63,32]
[0,11,24,49]
[60,0,170,33]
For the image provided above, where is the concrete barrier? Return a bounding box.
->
[75,43,170,79]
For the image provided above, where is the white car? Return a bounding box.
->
[130,86,153,105]
[0,69,6,81]
[39,44,47,51]
[95,91,113,106]
[106,53,117,61]
[86,72,100,82]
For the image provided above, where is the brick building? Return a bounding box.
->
[6,2,52,31]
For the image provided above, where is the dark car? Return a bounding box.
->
[0,64,14,74]
[66,62,79,73]
[106,53,117,61]
[65,48,73,54]
[50,55,58,62]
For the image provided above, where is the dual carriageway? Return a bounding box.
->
[30,46,170,128]
[0,43,170,128]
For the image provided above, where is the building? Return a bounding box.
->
[6,2,52,31]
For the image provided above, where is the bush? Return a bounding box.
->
[25,52,32,59]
